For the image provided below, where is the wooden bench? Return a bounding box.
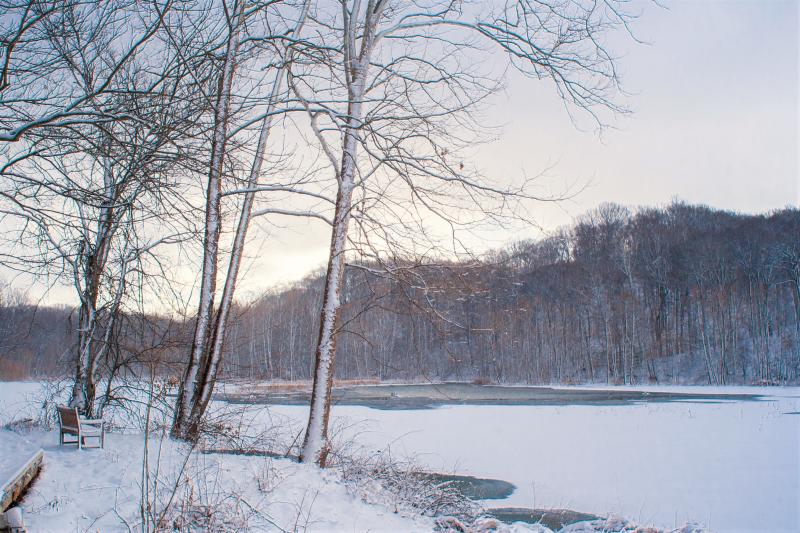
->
[57,407,104,450]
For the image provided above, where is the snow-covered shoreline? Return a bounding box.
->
[1,381,797,532]
[2,429,435,532]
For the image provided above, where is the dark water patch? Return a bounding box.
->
[783,411,800,415]
[216,382,764,410]
[486,507,600,529]
[222,394,440,410]
[417,473,515,500]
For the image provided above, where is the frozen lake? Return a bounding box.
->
[1,382,797,532]
[246,385,799,533]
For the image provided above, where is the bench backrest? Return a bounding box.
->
[57,406,79,429]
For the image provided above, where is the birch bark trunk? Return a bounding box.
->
[172,3,310,439]
[172,3,244,440]
[300,0,386,466]
[181,54,298,434]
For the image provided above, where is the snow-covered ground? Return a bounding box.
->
[1,382,797,532]
[237,385,800,533]
[0,382,431,532]
[2,429,437,532]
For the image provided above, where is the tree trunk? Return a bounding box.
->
[176,65,287,437]
[172,4,243,440]
[171,2,309,439]
[300,73,369,465]
[299,140,358,466]
[70,182,117,416]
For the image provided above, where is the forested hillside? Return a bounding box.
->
[224,202,800,385]
[3,202,798,385]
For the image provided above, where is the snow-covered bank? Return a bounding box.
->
[239,386,798,533]
[6,430,434,532]
[1,381,796,532]
[0,427,699,533]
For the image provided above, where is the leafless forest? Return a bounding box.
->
[3,202,798,387]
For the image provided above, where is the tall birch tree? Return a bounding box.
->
[171,0,312,440]
[290,0,638,465]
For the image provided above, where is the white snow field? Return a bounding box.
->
[0,383,437,532]
[0,382,797,532]
[246,386,800,533]
[3,430,438,532]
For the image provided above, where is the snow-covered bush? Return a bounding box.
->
[331,449,481,522]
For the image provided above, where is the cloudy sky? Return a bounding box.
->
[9,0,799,306]
[237,0,798,297]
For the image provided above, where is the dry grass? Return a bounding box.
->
[259,381,311,394]
[220,378,382,396]
[332,451,481,522]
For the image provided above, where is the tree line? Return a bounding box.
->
[3,202,798,388]
[219,202,800,386]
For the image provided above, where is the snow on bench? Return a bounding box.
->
[0,430,43,513]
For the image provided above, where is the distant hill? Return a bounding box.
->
[2,202,798,385]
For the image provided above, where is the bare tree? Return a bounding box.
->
[0,0,204,415]
[170,0,247,439]
[286,0,636,465]
[171,0,314,440]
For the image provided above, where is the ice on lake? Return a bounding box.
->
[254,385,799,533]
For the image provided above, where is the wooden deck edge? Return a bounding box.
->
[0,449,43,513]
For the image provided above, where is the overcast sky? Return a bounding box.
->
[9,0,800,306]
[236,0,799,297]
[480,0,799,221]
